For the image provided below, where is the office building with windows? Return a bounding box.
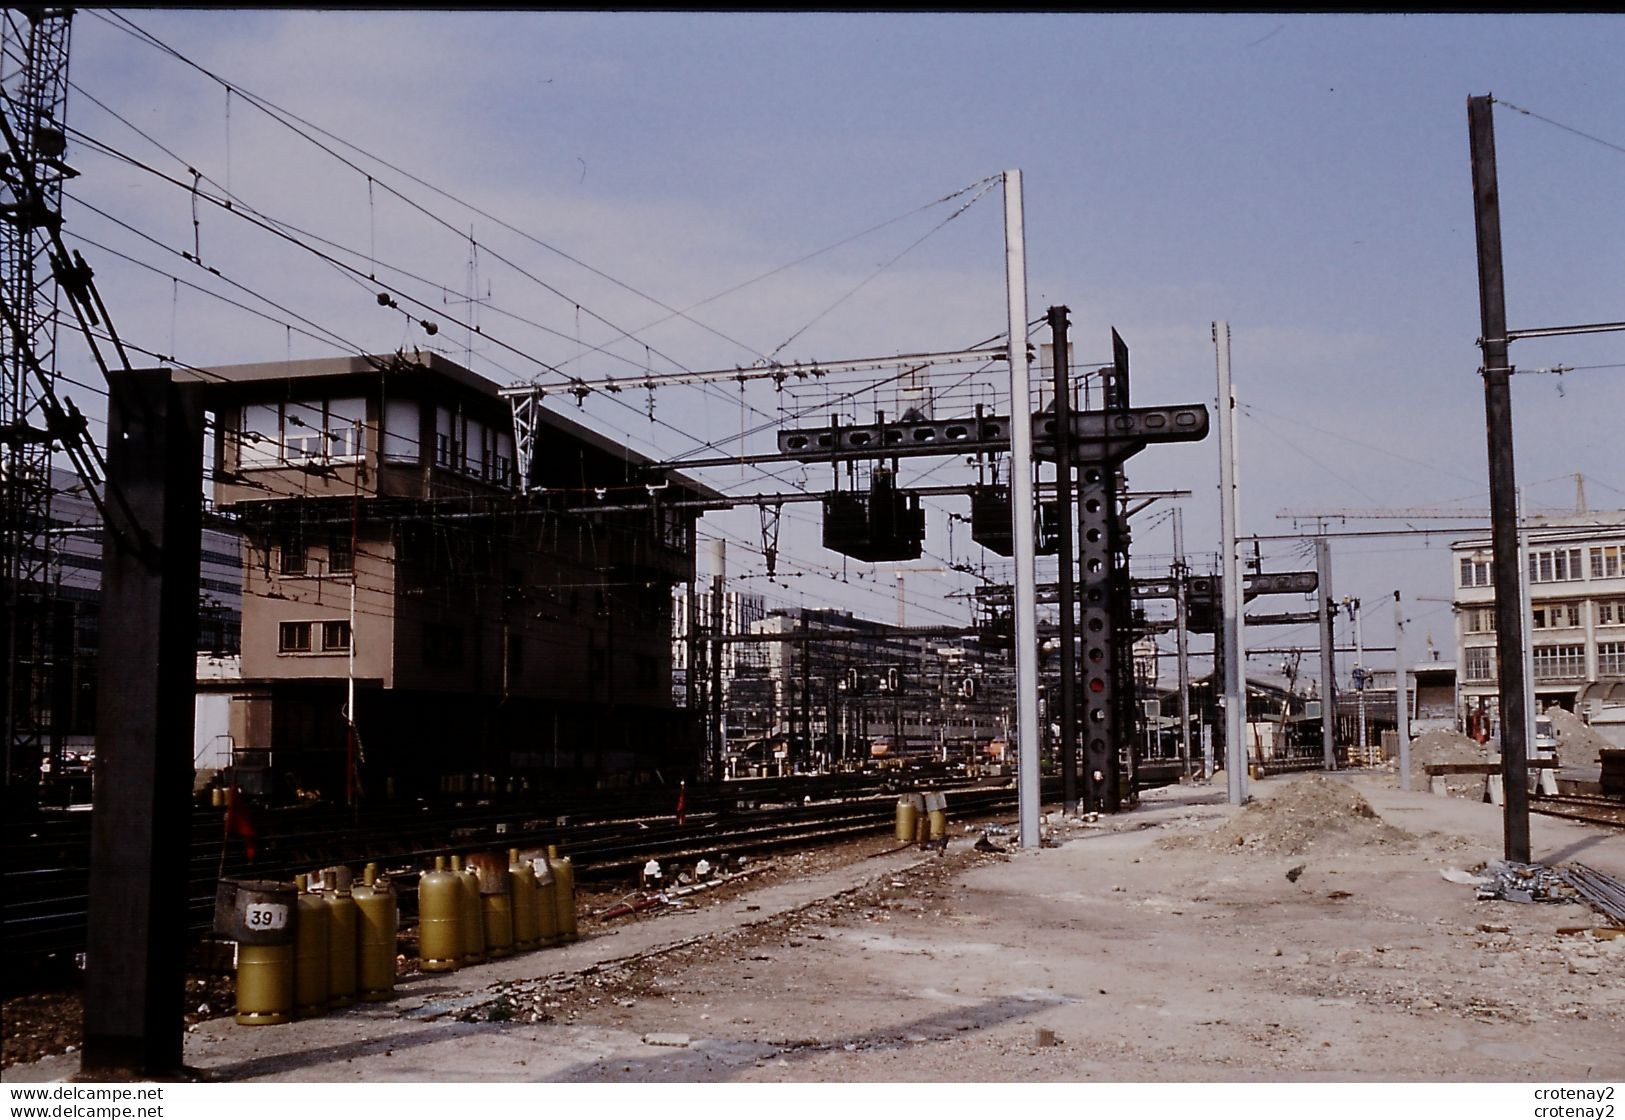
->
[1453,514,1625,726]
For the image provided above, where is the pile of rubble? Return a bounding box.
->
[1548,708,1612,768]
[1173,774,1413,856]
[1406,729,1493,798]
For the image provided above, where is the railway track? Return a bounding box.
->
[0,770,1020,975]
[1530,792,1625,831]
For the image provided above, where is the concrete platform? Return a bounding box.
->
[9,772,1623,1083]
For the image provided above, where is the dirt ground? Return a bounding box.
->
[488,777,1622,1082]
[7,773,1622,1083]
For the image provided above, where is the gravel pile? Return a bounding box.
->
[1175,774,1413,856]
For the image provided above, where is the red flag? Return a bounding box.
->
[225,785,257,861]
[675,780,687,826]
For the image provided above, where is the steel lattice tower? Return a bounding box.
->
[1,7,72,798]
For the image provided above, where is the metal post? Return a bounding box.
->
[709,540,725,787]
[1214,322,1247,805]
[1468,94,1529,863]
[1352,599,1366,763]
[1003,169,1041,849]
[1394,590,1411,791]
[799,609,811,770]
[1317,537,1336,770]
[1048,306,1079,814]
[81,369,202,1078]
[1173,509,1192,778]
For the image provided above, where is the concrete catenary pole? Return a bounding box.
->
[1003,169,1041,848]
[1317,537,1336,770]
[1213,322,1247,805]
[1394,590,1411,791]
[1467,93,1530,863]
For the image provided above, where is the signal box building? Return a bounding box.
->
[185,352,718,798]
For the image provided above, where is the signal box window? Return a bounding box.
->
[278,621,312,653]
[322,621,351,652]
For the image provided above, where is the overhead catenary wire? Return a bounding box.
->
[1492,96,1625,159]
[58,24,1047,617]
[65,19,1010,468]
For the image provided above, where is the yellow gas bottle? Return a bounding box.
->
[471,851,514,960]
[546,845,577,943]
[926,792,948,841]
[895,794,922,843]
[532,854,560,947]
[451,855,485,965]
[235,943,294,1025]
[352,863,398,1001]
[230,880,296,1026]
[508,848,539,952]
[322,870,358,1009]
[416,856,461,973]
[292,874,330,1018]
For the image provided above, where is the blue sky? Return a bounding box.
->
[52,10,1625,680]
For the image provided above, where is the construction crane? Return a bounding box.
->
[1,6,74,798]
[1278,507,1489,525]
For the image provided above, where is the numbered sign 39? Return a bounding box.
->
[244,902,290,931]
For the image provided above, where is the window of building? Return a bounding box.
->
[283,401,324,461]
[423,623,463,668]
[1464,607,1496,634]
[382,399,420,462]
[1459,557,1493,588]
[1530,547,1586,584]
[1463,646,1496,682]
[278,621,312,653]
[328,532,353,574]
[467,418,487,478]
[239,403,281,469]
[324,398,366,459]
[435,406,456,468]
[494,432,514,487]
[1600,642,1625,677]
[1533,602,1580,629]
[1532,644,1585,681]
[1592,545,1623,580]
[321,620,351,652]
[1599,601,1623,626]
[279,533,307,575]
[237,399,368,467]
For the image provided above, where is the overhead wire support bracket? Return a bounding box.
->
[501,344,1012,488]
[1501,320,1625,342]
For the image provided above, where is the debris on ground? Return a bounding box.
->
[1164,775,1413,856]
[1473,861,1578,904]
